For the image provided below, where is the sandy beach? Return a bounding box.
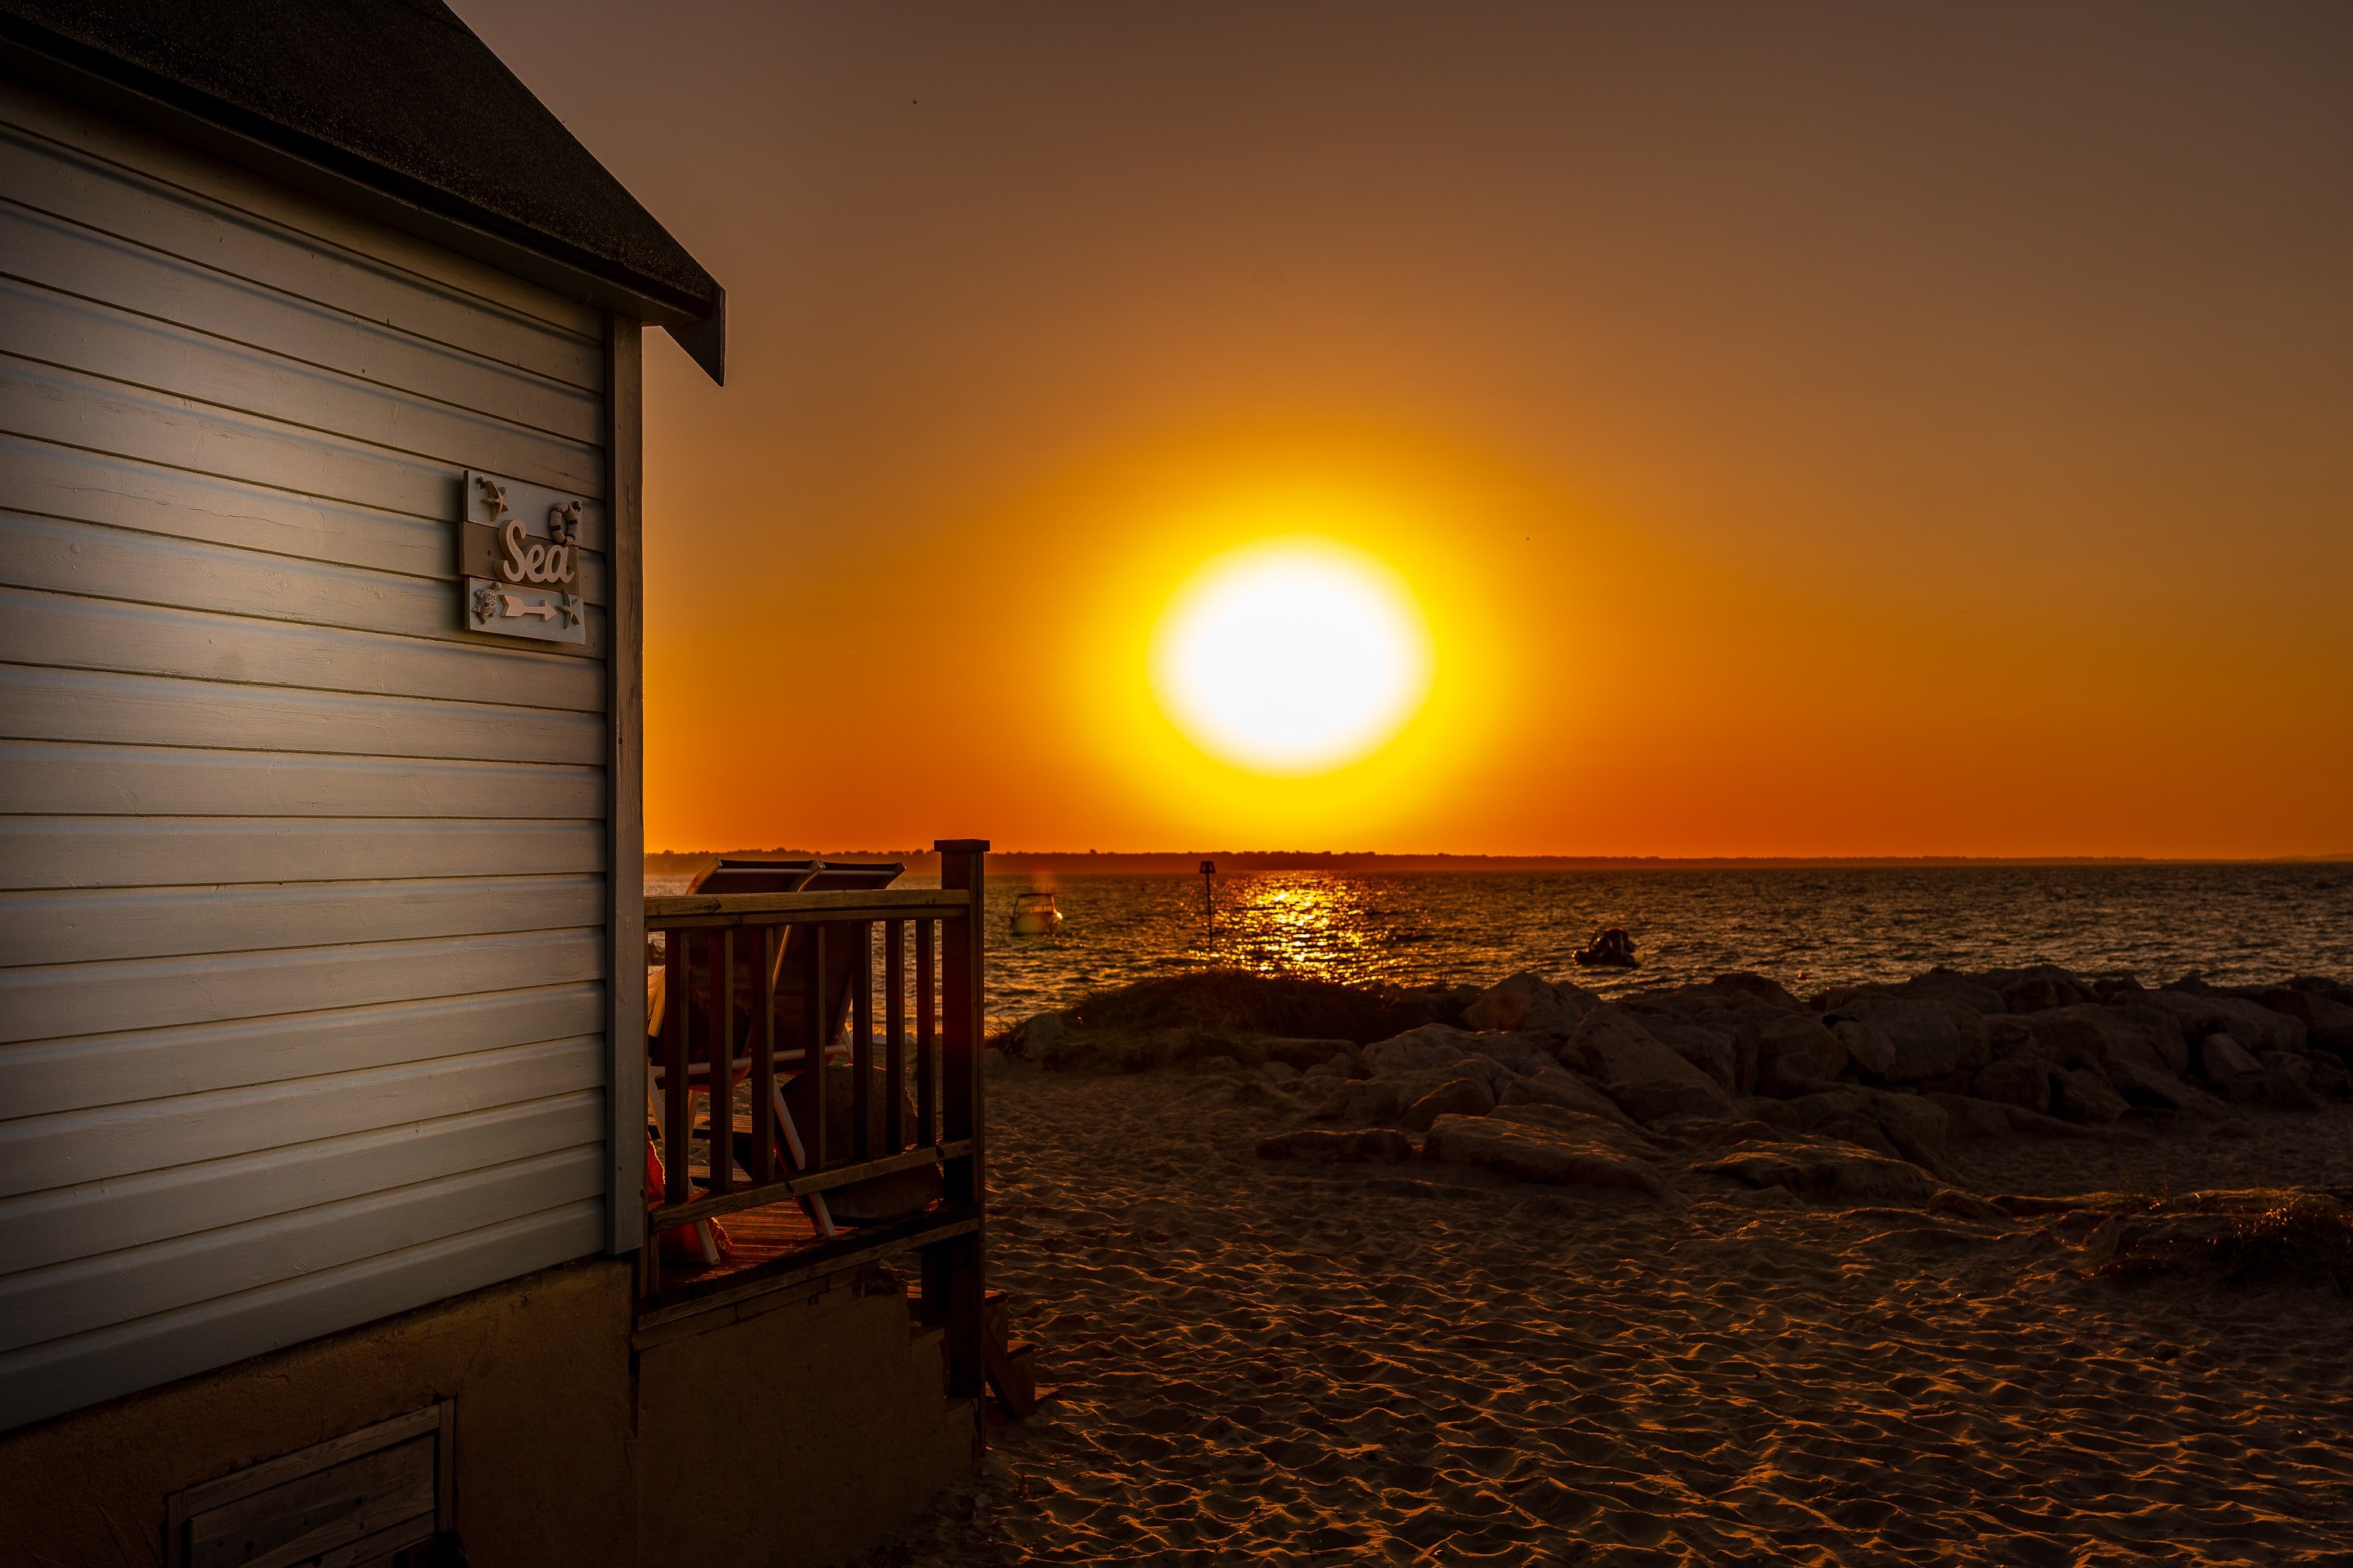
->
[864,984,2353,1565]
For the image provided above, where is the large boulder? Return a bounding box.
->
[2028,1002,2190,1075]
[1558,1006,1732,1122]
[1498,1071,1632,1123]
[1982,964,2094,1013]
[1860,1089,1953,1172]
[1360,1023,1475,1076]
[2241,984,2353,1062]
[1710,972,1804,1009]
[1822,997,1991,1082]
[2135,989,2308,1058]
[1971,1055,2054,1114]
[1829,1018,1898,1078]
[2197,1033,2263,1083]
[2053,1068,2128,1125]
[1461,1031,1570,1079]
[1305,1079,1407,1127]
[1751,1013,1849,1097]
[1422,1113,1672,1199]
[1398,1076,1496,1132]
[1461,972,1600,1036]
[1639,1017,1742,1094]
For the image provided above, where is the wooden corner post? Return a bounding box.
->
[930,838,989,1398]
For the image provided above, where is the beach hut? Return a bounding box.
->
[0,3,989,1562]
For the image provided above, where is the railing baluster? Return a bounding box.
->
[930,839,989,1400]
[709,929,733,1198]
[805,922,827,1171]
[664,932,690,1207]
[884,919,906,1151]
[753,926,778,1185]
[851,922,873,1161]
[915,917,936,1146]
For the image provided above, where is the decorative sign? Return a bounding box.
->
[459,469,591,645]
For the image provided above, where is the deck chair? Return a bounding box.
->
[649,860,908,1248]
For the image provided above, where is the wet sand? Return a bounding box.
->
[865,1068,2353,1565]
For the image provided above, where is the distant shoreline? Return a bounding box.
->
[647,848,2351,876]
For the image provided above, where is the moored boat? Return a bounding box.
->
[1011,890,1065,936]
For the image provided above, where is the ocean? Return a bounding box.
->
[654,861,2353,1032]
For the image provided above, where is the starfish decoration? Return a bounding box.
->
[474,476,508,519]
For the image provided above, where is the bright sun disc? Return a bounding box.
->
[1150,539,1433,774]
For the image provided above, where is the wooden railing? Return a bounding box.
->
[637,839,989,1397]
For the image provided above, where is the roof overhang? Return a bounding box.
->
[0,25,726,384]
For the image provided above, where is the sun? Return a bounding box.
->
[1149,538,1434,774]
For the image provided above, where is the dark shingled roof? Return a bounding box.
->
[0,0,724,379]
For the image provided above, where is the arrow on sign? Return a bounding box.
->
[497,594,557,621]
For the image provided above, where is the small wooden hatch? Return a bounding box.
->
[165,1403,453,1568]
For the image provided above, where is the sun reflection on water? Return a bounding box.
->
[1200,873,1406,985]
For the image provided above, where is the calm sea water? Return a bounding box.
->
[654,863,2353,1032]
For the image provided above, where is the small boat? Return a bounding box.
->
[1010,891,1064,936]
[1573,926,1638,968]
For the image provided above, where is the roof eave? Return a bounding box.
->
[0,29,726,384]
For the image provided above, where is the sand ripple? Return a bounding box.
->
[861,1074,2353,1565]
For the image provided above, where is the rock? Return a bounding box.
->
[1710,972,1804,1009]
[1890,967,2008,1015]
[1811,1110,1903,1161]
[1260,1036,1363,1071]
[1751,1013,1849,1097]
[1986,1016,2039,1061]
[1360,1023,1474,1076]
[2259,1053,2320,1111]
[1009,1012,1066,1056]
[2197,1033,2262,1082]
[1732,1095,1803,1132]
[1823,998,1991,1082]
[1261,1060,1301,1083]
[1696,1142,1938,1206]
[2135,990,2308,1059]
[1986,964,2093,1013]
[2236,985,2353,1061]
[982,1046,1010,1075]
[1499,1071,1631,1123]
[1970,1055,2054,1114]
[1461,972,1599,1036]
[1422,1113,1672,1199]
[1462,1031,1570,1079]
[1640,1017,1742,1093]
[2309,1054,2352,1099]
[1558,1006,1732,1122]
[1398,1076,1497,1132]
[2053,1067,2128,1125]
[1829,1018,1897,1078]
[1861,1089,1953,1171]
[1256,1128,1415,1164]
[1926,1092,2026,1142]
[1787,1087,1865,1132]
[2026,1004,2197,1106]
[2070,1014,2181,1080]
[1305,1079,1406,1127]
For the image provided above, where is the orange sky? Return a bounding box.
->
[463,2,2353,858]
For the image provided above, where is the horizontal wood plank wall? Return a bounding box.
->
[0,78,619,1430]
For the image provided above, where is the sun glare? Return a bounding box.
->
[1150,538,1433,774]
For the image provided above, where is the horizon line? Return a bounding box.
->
[646,846,2353,867]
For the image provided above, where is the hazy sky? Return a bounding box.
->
[460,2,2352,857]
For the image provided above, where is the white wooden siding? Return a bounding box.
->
[0,78,626,1431]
